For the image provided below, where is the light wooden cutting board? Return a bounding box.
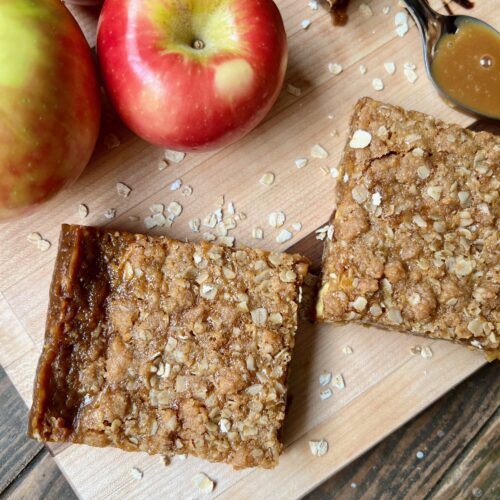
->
[0,0,496,498]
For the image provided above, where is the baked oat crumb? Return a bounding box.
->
[301,19,311,30]
[349,130,372,149]
[309,439,328,457]
[276,229,293,244]
[360,64,367,75]
[342,346,354,355]
[27,232,42,242]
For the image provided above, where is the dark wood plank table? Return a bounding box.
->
[0,362,498,499]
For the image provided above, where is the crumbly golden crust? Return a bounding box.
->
[28,225,309,468]
[317,98,499,360]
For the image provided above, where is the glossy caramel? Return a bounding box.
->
[431,20,500,118]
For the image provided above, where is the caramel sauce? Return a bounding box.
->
[431,20,500,118]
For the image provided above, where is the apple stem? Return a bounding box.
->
[192,40,205,50]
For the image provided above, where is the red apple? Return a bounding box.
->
[97,0,287,151]
[0,0,100,221]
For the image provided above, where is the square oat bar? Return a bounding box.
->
[317,98,499,360]
[28,225,309,468]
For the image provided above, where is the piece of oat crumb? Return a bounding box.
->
[319,372,332,386]
[421,346,433,359]
[320,388,333,400]
[287,84,302,97]
[311,144,329,159]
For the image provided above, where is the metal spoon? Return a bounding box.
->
[403,0,500,120]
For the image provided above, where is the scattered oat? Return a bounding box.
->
[295,158,308,169]
[252,227,264,240]
[410,345,422,355]
[268,211,286,228]
[395,11,409,37]
[359,3,373,17]
[292,222,302,232]
[203,232,216,241]
[164,149,185,163]
[382,5,391,14]
[320,388,333,400]
[150,203,164,214]
[330,167,340,178]
[332,373,345,390]
[128,215,140,222]
[276,229,292,244]
[328,63,343,75]
[349,129,372,149]
[319,372,332,386]
[404,64,418,83]
[130,467,143,480]
[359,64,367,75]
[227,201,235,215]
[351,483,358,489]
[315,224,330,241]
[384,62,396,75]
[116,182,132,198]
[170,179,182,191]
[311,144,328,159]
[308,0,318,10]
[259,172,275,186]
[189,218,201,233]
[158,158,168,171]
[342,346,353,355]
[219,236,234,247]
[177,454,188,461]
[421,346,433,359]
[167,201,182,217]
[78,203,89,219]
[37,239,51,252]
[181,185,193,197]
[27,232,42,243]
[301,19,311,30]
[309,439,328,457]
[287,84,302,97]
[416,450,425,460]
[104,133,120,149]
[372,78,384,91]
[192,472,215,494]
[104,208,116,220]
[320,165,330,176]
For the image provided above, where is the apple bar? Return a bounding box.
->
[317,98,499,360]
[28,224,309,468]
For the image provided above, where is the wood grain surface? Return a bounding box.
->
[0,0,498,498]
[1,363,498,499]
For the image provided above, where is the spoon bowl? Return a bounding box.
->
[404,0,500,120]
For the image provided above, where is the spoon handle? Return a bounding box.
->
[403,0,441,34]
